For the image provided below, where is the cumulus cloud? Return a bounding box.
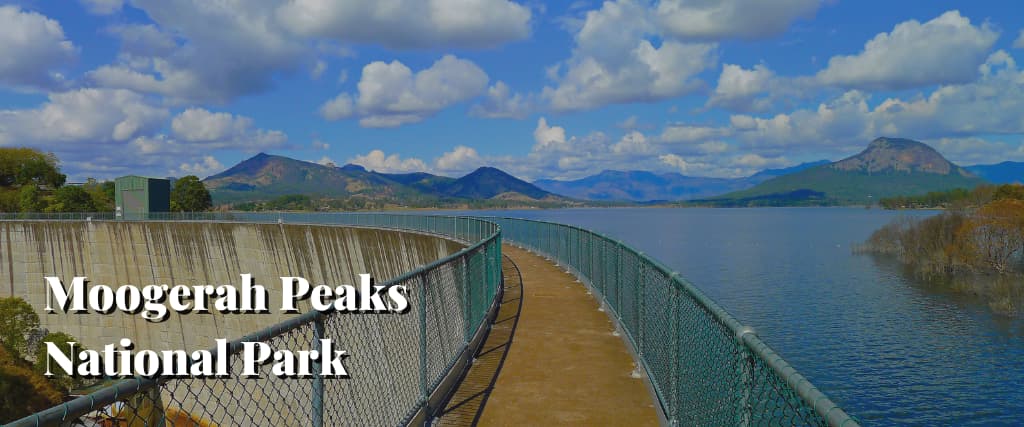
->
[655,0,819,40]
[0,89,279,179]
[469,81,532,119]
[170,108,287,149]
[311,60,327,79]
[1015,30,1024,49]
[320,55,489,127]
[88,0,306,104]
[177,156,225,178]
[435,145,484,174]
[816,11,998,90]
[0,6,77,90]
[659,125,731,143]
[348,150,428,173]
[708,64,784,112]
[0,89,168,148]
[928,137,1024,165]
[543,0,716,111]
[80,0,124,15]
[533,118,570,152]
[105,24,176,57]
[276,0,531,49]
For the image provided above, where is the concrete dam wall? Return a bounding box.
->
[0,221,465,353]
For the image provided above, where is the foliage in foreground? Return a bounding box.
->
[0,297,93,422]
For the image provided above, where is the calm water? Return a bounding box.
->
[464,207,1024,425]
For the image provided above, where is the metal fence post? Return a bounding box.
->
[735,327,756,427]
[418,272,429,413]
[312,316,325,427]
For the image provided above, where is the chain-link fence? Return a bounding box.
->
[488,217,859,427]
[7,212,857,426]
[5,213,502,427]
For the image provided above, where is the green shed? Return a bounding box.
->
[115,175,170,220]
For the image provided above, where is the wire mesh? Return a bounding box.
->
[488,217,859,427]
[5,213,502,427]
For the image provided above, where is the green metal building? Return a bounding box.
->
[114,175,170,219]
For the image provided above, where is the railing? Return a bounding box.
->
[7,212,859,426]
[5,213,503,427]
[489,217,859,427]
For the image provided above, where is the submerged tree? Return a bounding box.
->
[957,199,1024,273]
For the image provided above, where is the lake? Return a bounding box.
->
[461,207,1024,425]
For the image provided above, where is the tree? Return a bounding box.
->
[48,186,96,212]
[170,175,212,212]
[19,185,46,212]
[33,332,87,394]
[0,345,62,422]
[0,297,41,360]
[0,148,65,189]
[82,178,114,212]
[956,199,1024,273]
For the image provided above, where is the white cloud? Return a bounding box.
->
[319,93,354,121]
[617,115,639,130]
[321,55,489,127]
[928,137,1024,165]
[533,117,569,152]
[435,145,484,174]
[80,0,124,15]
[0,6,77,90]
[348,150,428,173]
[655,0,819,40]
[1015,30,1024,49]
[276,0,532,49]
[708,64,782,112]
[88,0,305,104]
[543,0,716,111]
[311,139,330,150]
[817,11,998,90]
[659,125,730,143]
[170,108,288,149]
[0,89,168,147]
[105,24,176,57]
[611,131,655,156]
[469,81,531,119]
[314,156,336,166]
[177,156,225,178]
[311,60,327,79]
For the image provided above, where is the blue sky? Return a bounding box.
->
[2,0,1024,182]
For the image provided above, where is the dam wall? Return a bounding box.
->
[0,220,465,353]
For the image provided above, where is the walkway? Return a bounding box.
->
[436,244,659,426]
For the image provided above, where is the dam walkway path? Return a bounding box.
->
[435,245,659,426]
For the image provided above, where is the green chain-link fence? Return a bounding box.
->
[489,217,859,427]
[4,213,502,427]
[6,212,857,426]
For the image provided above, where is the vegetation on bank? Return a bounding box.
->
[878,184,1024,209]
[0,297,91,422]
[858,185,1024,313]
[0,147,213,213]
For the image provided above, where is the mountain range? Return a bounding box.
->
[965,161,1024,184]
[701,137,987,206]
[533,160,829,202]
[204,153,566,207]
[202,137,1016,208]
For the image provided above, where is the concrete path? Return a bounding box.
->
[438,244,659,426]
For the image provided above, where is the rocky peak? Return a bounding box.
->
[831,137,971,176]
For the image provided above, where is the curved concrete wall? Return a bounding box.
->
[0,221,465,352]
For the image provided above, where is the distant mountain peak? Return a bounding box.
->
[832,137,972,176]
[340,163,367,172]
